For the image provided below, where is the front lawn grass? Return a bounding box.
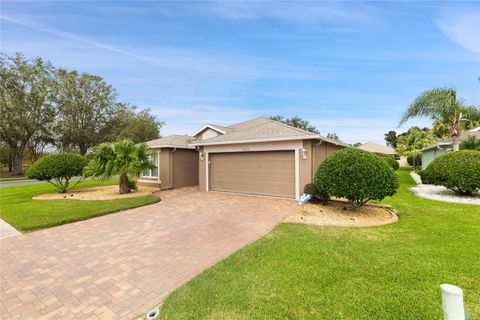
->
[159,168,479,319]
[0,176,29,182]
[0,179,160,231]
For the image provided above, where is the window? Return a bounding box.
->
[142,154,158,178]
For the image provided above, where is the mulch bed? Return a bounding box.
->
[33,185,159,201]
[286,199,398,227]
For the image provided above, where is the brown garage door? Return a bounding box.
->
[209,151,295,198]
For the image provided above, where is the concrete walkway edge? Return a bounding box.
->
[0,218,21,239]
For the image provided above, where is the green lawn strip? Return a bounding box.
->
[0,176,29,182]
[159,168,479,319]
[0,179,160,232]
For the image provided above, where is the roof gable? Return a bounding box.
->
[192,124,227,137]
[191,117,325,146]
[358,142,395,155]
[147,135,195,149]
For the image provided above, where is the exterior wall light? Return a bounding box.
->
[301,148,307,160]
[199,152,204,161]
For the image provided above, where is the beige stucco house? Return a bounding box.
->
[141,117,347,200]
[138,135,199,189]
[358,142,408,166]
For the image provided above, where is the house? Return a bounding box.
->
[141,117,348,199]
[138,135,199,189]
[357,142,408,166]
[421,126,480,169]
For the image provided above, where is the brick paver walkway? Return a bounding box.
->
[0,187,297,319]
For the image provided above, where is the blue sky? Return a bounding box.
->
[1,1,479,143]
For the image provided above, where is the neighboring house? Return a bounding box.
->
[142,117,348,200]
[139,135,199,189]
[357,142,408,166]
[421,126,480,169]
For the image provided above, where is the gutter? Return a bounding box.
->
[190,135,350,147]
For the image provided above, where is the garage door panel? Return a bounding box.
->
[209,151,295,198]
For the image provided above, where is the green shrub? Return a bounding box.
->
[27,153,88,193]
[460,136,480,151]
[128,178,138,191]
[303,183,329,204]
[407,154,422,167]
[379,155,399,171]
[420,150,480,195]
[314,148,399,208]
[303,183,317,195]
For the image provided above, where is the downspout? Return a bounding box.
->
[157,150,161,188]
[170,148,176,189]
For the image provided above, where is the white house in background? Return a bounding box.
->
[358,142,408,166]
[421,126,480,169]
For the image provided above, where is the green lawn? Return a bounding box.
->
[159,169,479,319]
[0,176,29,182]
[0,179,160,231]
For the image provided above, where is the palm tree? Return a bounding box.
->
[396,128,437,169]
[399,88,480,151]
[84,140,153,194]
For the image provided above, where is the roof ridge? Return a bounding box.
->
[230,117,274,133]
[197,119,267,143]
[228,116,268,127]
[268,117,318,136]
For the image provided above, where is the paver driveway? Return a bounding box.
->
[0,187,297,319]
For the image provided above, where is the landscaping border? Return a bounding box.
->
[289,200,398,228]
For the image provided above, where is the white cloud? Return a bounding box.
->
[436,9,480,54]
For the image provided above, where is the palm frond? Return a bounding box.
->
[399,88,459,126]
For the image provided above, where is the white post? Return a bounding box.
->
[440,284,465,320]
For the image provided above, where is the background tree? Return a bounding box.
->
[351,142,362,147]
[384,130,397,148]
[0,143,13,172]
[102,104,163,143]
[326,132,340,141]
[0,53,55,175]
[54,69,118,155]
[399,88,480,150]
[27,130,54,162]
[460,136,480,151]
[270,115,319,133]
[396,127,437,169]
[84,140,153,194]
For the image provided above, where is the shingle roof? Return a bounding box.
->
[420,141,452,151]
[358,142,396,155]
[191,117,348,146]
[459,127,480,141]
[146,135,195,149]
[421,127,480,151]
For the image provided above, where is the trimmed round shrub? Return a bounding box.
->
[419,150,480,195]
[379,155,399,171]
[303,183,329,204]
[27,153,88,193]
[314,148,399,208]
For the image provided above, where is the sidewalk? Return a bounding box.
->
[0,219,21,239]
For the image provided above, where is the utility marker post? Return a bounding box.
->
[440,284,465,320]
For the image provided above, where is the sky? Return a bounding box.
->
[1,1,479,144]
